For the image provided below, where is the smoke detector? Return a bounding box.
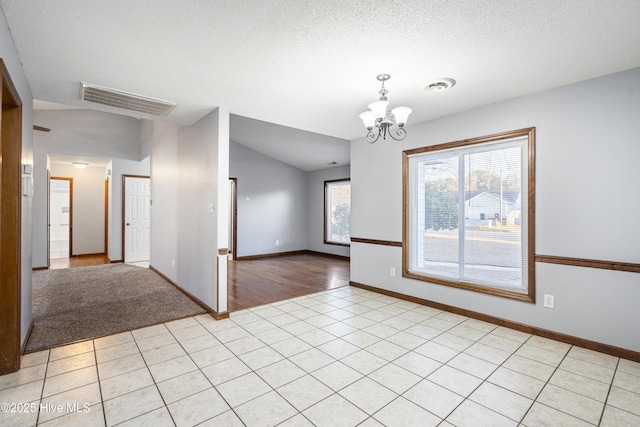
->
[424,78,456,93]
[80,82,177,117]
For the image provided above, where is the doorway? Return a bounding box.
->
[49,177,72,260]
[229,178,237,260]
[0,59,23,374]
[123,175,151,264]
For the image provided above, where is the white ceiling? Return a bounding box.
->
[3,0,640,167]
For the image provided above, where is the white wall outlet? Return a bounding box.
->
[390,267,396,277]
[172,259,176,268]
[543,294,555,309]
[275,239,280,246]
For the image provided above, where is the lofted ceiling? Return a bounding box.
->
[3,0,640,169]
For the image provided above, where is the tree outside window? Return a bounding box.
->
[324,179,350,245]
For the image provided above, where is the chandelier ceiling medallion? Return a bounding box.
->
[359,74,412,143]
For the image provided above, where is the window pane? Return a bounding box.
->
[326,180,350,244]
[420,156,459,278]
[463,146,523,287]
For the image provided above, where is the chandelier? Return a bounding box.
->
[359,74,412,143]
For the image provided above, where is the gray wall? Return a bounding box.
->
[147,109,230,313]
[230,141,309,257]
[1,8,34,346]
[350,67,640,352]
[307,166,350,257]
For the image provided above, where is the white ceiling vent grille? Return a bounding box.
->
[80,83,177,117]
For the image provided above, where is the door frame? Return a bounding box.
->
[0,59,23,374]
[229,178,237,260]
[104,178,109,256]
[121,174,151,263]
[49,177,73,258]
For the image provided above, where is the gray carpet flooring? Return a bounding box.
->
[26,264,206,352]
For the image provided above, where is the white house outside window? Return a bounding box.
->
[403,128,535,302]
[324,179,351,246]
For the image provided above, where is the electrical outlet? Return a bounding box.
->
[172,259,175,268]
[543,294,555,309]
[390,267,396,277]
[276,240,280,246]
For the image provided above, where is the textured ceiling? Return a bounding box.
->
[3,0,640,166]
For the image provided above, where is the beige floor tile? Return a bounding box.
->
[607,386,640,417]
[550,369,611,402]
[38,382,101,423]
[302,393,368,427]
[478,333,522,353]
[404,379,464,418]
[341,330,381,348]
[568,346,619,369]
[270,336,313,358]
[403,324,441,341]
[600,405,640,427]
[397,310,431,323]
[413,341,459,363]
[538,383,604,424]
[117,407,174,427]
[491,326,531,343]
[212,326,251,343]
[0,379,44,404]
[239,345,284,370]
[469,382,533,422]
[325,308,356,321]
[617,358,640,377]
[256,359,306,389]
[225,336,266,355]
[46,352,95,378]
[170,323,209,342]
[525,335,571,355]
[460,318,497,333]
[316,338,360,360]
[363,323,400,339]
[131,323,170,341]
[448,324,488,341]
[298,329,337,346]
[464,342,511,365]
[560,356,615,384]
[612,369,640,394]
[281,321,316,336]
[38,403,104,427]
[277,374,333,411]
[216,372,272,408]
[305,314,339,328]
[178,333,221,354]
[197,409,245,427]
[164,316,200,331]
[241,319,278,335]
[370,363,421,394]
[0,364,46,391]
[229,311,262,325]
[515,343,567,367]
[278,413,315,426]
[167,387,230,427]
[428,365,483,396]
[373,396,441,427]
[341,350,387,375]
[156,369,212,404]
[235,390,298,426]
[148,354,198,383]
[93,331,134,350]
[487,367,546,400]
[141,342,187,366]
[393,351,442,377]
[49,341,94,361]
[446,400,517,427]
[254,327,294,345]
[43,366,97,397]
[339,377,397,415]
[190,344,234,368]
[503,354,556,381]
[95,340,139,364]
[365,339,409,361]
[20,350,50,369]
[268,313,299,327]
[97,353,146,381]
[99,367,154,400]
[202,318,238,332]
[321,321,358,337]
[341,315,377,329]
[521,402,592,427]
[432,332,475,352]
[200,356,251,385]
[103,385,164,426]
[447,353,498,379]
[380,316,415,330]
[312,361,363,391]
[435,311,469,325]
[134,332,177,352]
[289,348,335,373]
[0,403,39,427]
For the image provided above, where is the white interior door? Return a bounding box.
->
[124,176,151,262]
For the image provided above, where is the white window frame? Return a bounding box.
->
[402,128,536,302]
[324,178,351,246]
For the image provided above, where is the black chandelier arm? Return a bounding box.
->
[388,126,407,141]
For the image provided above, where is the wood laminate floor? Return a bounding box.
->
[228,253,350,312]
[49,254,110,269]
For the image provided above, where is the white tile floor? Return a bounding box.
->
[1,286,639,427]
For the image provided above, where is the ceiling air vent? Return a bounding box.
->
[80,83,177,117]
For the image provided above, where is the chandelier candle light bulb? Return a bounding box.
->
[359,74,412,143]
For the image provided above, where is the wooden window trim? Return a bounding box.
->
[402,127,536,303]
